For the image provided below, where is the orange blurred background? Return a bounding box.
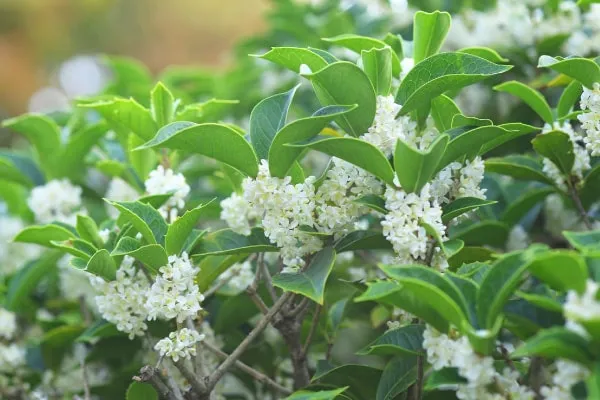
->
[0,0,269,115]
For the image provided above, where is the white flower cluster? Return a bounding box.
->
[218,260,255,292]
[0,343,25,373]
[0,308,17,340]
[27,179,83,225]
[578,82,600,157]
[564,279,600,326]
[0,214,41,277]
[105,178,139,218]
[146,252,204,323]
[541,122,590,190]
[220,193,255,236]
[423,325,535,400]
[91,256,150,339]
[540,359,591,400]
[154,328,205,362]
[544,194,600,237]
[506,225,530,251]
[144,165,190,222]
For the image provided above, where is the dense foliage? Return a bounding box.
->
[2,1,600,399]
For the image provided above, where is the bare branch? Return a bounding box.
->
[134,366,178,400]
[259,256,278,302]
[302,304,321,355]
[174,359,208,395]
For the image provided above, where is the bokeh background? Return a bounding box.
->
[0,0,269,116]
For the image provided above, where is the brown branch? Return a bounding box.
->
[202,341,292,395]
[207,292,293,389]
[247,286,270,314]
[174,359,208,395]
[134,366,178,400]
[259,256,278,302]
[302,304,321,355]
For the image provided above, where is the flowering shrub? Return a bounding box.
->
[2,1,600,399]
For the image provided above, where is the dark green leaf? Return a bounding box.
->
[357,325,424,356]
[430,95,461,132]
[501,187,555,226]
[334,230,392,253]
[75,249,117,281]
[494,81,553,124]
[558,81,583,118]
[394,134,448,193]
[485,156,555,185]
[108,201,168,245]
[511,327,593,365]
[532,130,575,176]
[81,98,157,141]
[192,227,278,257]
[77,320,123,343]
[126,382,158,400]
[376,356,418,400]
[353,195,387,214]
[442,197,497,224]
[13,224,76,247]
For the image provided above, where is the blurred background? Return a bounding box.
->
[0,0,269,116]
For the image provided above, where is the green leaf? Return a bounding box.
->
[0,151,44,186]
[50,238,96,260]
[413,11,451,63]
[580,163,600,208]
[511,327,593,365]
[376,356,418,400]
[424,368,466,391]
[323,34,401,76]
[353,194,387,214]
[357,324,424,356]
[564,230,600,256]
[196,254,246,292]
[494,81,553,124]
[126,382,158,400]
[528,250,587,293]
[81,98,157,141]
[396,53,512,115]
[501,187,555,226]
[165,201,212,256]
[0,157,33,187]
[532,130,574,176]
[538,55,600,89]
[191,228,278,257]
[361,47,393,96]
[269,105,356,178]
[150,82,175,128]
[334,230,392,253]
[250,85,299,160]
[128,134,157,181]
[430,95,461,132]
[288,136,395,185]
[442,197,497,224]
[485,156,555,185]
[380,265,469,330]
[453,221,509,248]
[111,237,168,273]
[108,201,168,245]
[257,47,328,73]
[587,362,600,400]
[14,224,76,247]
[75,249,117,281]
[394,134,449,193]
[272,247,336,304]
[59,122,110,177]
[477,252,530,329]
[6,251,62,311]
[451,114,493,128]
[285,388,348,400]
[383,33,403,60]
[137,122,259,177]
[76,215,104,249]
[77,320,123,343]
[2,114,62,175]
[558,81,583,119]
[458,47,508,63]
[312,364,382,400]
[303,62,376,136]
[175,99,238,123]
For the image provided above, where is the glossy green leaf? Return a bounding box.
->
[538,55,600,89]
[353,194,387,214]
[451,114,493,128]
[494,81,553,124]
[14,224,76,247]
[430,95,461,132]
[312,364,382,400]
[250,85,299,160]
[442,197,497,224]
[137,122,259,177]
[511,327,593,365]
[477,252,530,329]
[396,53,511,115]
[76,215,104,249]
[50,238,96,260]
[257,47,328,73]
[580,163,600,208]
[558,81,583,118]
[175,99,238,123]
[501,187,555,226]
[77,320,123,343]
[453,221,509,248]
[413,11,451,63]
[74,249,117,281]
[485,156,555,185]
[0,158,33,187]
[126,382,158,400]
[532,130,574,176]
[192,227,278,257]
[150,82,175,128]
[285,388,348,400]
[528,250,587,293]
[196,254,246,292]
[111,237,168,273]
[394,134,448,193]
[59,122,110,177]
[357,324,425,356]
[165,201,212,256]
[288,136,395,185]
[108,200,168,245]
[272,247,336,304]
[361,47,393,96]
[376,356,418,400]
[81,98,157,141]
[323,34,401,76]
[303,61,376,136]
[424,368,466,392]
[269,105,356,178]
[334,230,392,253]
[458,47,508,63]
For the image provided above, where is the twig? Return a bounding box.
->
[208,292,293,389]
[202,341,292,395]
[568,179,593,230]
[164,372,185,400]
[302,304,321,355]
[174,359,208,395]
[288,297,310,318]
[133,366,177,400]
[247,286,270,314]
[80,360,91,400]
[259,256,278,302]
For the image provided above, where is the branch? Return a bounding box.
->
[202,341,292,395]
[246,285,270,314]
[80,360,91,400]
[302,304,321,355]
[134,366,178,400]
[259,256,278,302]
[207,292,293,389]
[174,359,208,395]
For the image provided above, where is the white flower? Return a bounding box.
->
[540,359,590,400]
[564,279,600,324]
[105,178,138,219]
[0,308,17,340]
[578,82,600,156]
[154,328,205,362]
[422,325,456,370]
[27,179,83,224]
[91,256,150,339]
[98,228,110,243]
[506,225,530,251]
[453,157,487,200]
[218,261,255,292]
[0,214,41,276]
[541,122,590,189]
[220,193,253,236]
[145,165,190,221]
[146,252,204,323]
[0,343,25,372]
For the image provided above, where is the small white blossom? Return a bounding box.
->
[0,214,41,276]
[145,165,190,221]
[541,122,590,189]
[0,308,17,340]
[506,225,530,251]
[27,179,83,224]
[218,261,255,292]
[105,178,139,219]
[564,279,600,324]
[220,193,254,235]
[154,328,205,362]
[0,343,25,373]
[146,252,204,323]
[578,82,600,156]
